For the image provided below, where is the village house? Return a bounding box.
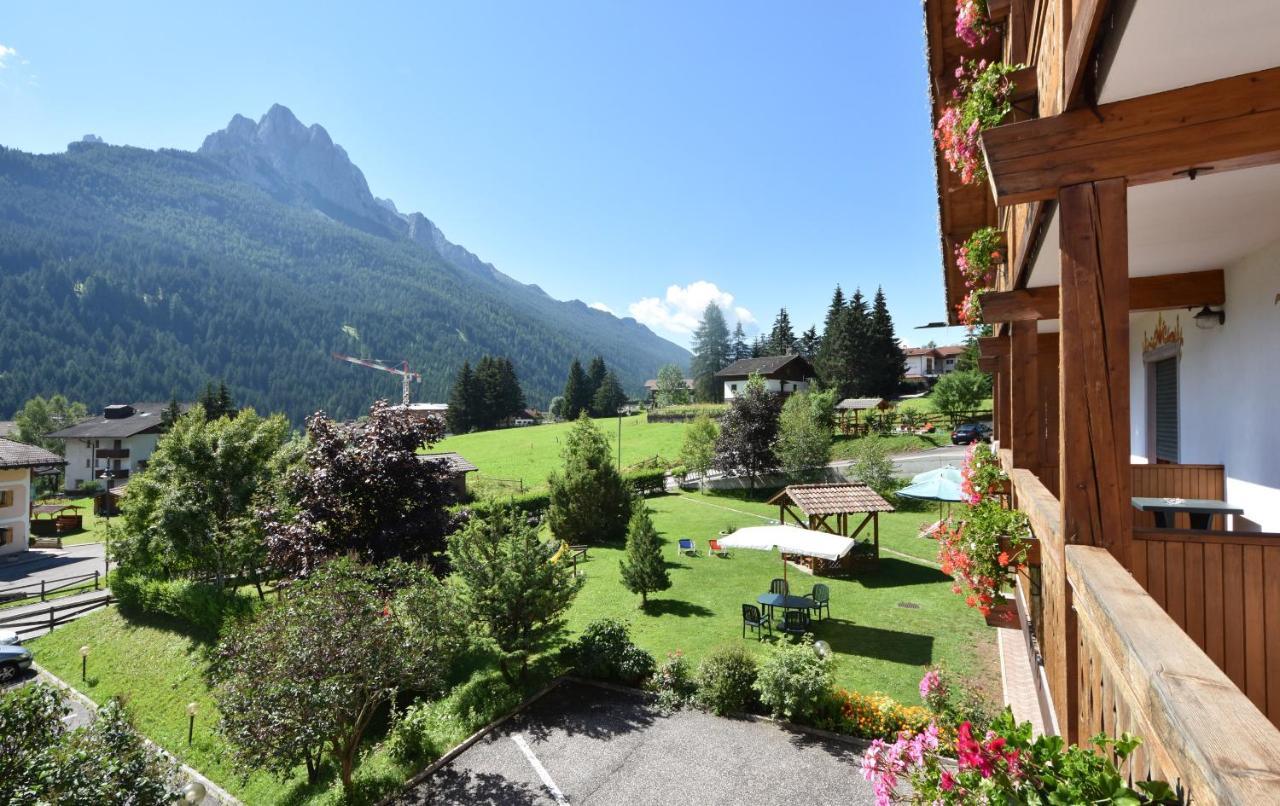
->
[0,438,65,557]
[923,0,1280,794]
[419,452,478,498]
[642,376,694,405]
[47,403,172,492]
[902,345,965,385]
[714,355,816,400]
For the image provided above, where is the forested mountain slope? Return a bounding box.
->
[0,106,688,422]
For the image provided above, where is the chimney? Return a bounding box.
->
[103,404,135,419]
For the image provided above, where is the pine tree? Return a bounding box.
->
[815,285,847,391]
[547,413,633,545]
[841,289,872,397]
[750,335,766,358]
[215,381,236,419]
[798,326,820,359]
[866,287,906,398]
[730,322,750,361]
[690,303,732,403]
[562,359,592,420]
[591,371,627,417]
[618,503,670,606]
[496,357,526,420]
[198,382,219,420]
[768,308,796,355]
[161,395,183,429]
[585,356,607,408]
[447,361,478,433]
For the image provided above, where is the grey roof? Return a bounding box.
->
[46,402,172,439]
[0,438,66,469]
[0,421,15,438]
[714,354,815,379]
[836,398,884,411]
[420,452,479,474]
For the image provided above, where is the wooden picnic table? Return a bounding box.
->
[1131,496,1244,530]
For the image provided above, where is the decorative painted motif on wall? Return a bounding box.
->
[1142,312,1183,355]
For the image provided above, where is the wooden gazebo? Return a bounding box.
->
[836,398,884,436]
[767,483,895,571]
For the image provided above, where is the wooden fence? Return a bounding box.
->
[1132,527,1280,727]
[0,571,103,606]
[0,593,113,637]
[1070,545,1280,802]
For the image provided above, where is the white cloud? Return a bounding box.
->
[588,301,615,315]
[0,45,16,68]
[627,281,755,337]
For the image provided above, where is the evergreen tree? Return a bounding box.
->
[841,289,872,397]
[798,325,820,359]
[618,503,670,606]
[547,414,633,545]
[865,287,907,398]
[562,358,592,420]
[216,381,236,419]
[768,308,796,355]
[591,371,627,417]
[473,356,503,428]
[815,285,847,390]
[447,361,479,433]
[197,382,219,420]
[730,322,750,361]
[690,303,732,403]
[713,374,782,490]
[750,335,766,358]
[160,395,183,429]
[496,357,526,420]
[586,356,607,406]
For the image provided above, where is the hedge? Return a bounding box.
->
[113,574,256,637]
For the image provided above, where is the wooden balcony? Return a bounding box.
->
[95,448,130,459]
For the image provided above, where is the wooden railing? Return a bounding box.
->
[1069,545,1280,802]
[1131,464,1226,529]
[1132,527,1280,726]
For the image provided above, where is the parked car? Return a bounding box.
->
[0,642,32,683]
[0,630,18,645]
[951,422,991,445]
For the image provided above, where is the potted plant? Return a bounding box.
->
[960,443,1004,506]
[934,59,1028,185]
[719,524,737,537]
[955,0,995,47]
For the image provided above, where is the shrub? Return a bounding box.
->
[463,489,552,520]
[113,574,254,636]
[561,618,656,686]
[846,437,896,496]
[694,645,759,716]
[919,666,998,736]
[820,688,933,740]
[622,468,667,497]
[651,651,696,711]
[754,637,833,723]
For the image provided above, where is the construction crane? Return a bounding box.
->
[331,353,421,406]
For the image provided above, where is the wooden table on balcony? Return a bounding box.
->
[1131,496,1244,530]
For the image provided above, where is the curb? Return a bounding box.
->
[33,663,243,806]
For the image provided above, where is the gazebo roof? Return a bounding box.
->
[767,483,895,516]
[836,398,884,411]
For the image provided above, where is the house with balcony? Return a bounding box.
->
[715,355,815,400]
[923,0,1280,797]
[0,438,65,557]
[47,403,175,492]
[903,345,965,386]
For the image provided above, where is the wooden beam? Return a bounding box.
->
[1009,320,1040,473]
[982,68,1280,206]
[978,335,1009,357]
[1062,0,1109,109]
[981,269,1226,322]
[977,356,1001,373]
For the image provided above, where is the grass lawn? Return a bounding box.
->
[29,603,542,805]
[564,491,998,705]
[31,493,111,547]
[433,414,689,491]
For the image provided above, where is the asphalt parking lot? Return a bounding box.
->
[393,681,876,805]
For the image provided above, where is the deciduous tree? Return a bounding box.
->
[619,503,670,606]
[13,394,88,455]
[448,506,581,683]
[713,374,782,489]
[654,364,690,407]
[930,370,989,423]
[680,413,719,487]
[264,400,457,576]
[776,391,832,477]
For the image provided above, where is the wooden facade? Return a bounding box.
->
[925,0,1280,795]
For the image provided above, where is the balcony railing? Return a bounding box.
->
[95,448,130,459]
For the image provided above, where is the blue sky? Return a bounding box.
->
[0,1,968,349]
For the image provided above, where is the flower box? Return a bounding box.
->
[983,597,1018,628]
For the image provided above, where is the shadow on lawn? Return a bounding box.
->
[641,598,713,618]
[853,557,950,589]
[813,619,934,666]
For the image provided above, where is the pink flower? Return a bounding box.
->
[940,770,957,791]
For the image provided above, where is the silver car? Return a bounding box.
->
[0,641,32,683]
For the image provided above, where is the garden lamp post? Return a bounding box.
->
[186,701,198,745]
[182,781,206,803]
[99,467,116,580]
[79,645,89,681]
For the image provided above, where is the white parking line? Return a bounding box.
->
[511,733,569,805]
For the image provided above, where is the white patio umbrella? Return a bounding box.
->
[717,524,856,584]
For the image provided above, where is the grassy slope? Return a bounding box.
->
[564,492,998,704]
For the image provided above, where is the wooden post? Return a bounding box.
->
[997,349,1011,444]
[1009,320,1040,473]
[1055,177,1132,742]
[1037,333,1060,492]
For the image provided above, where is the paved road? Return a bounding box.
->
[888,444,968,479]
[0,542,107,586]
[396,682,875,806]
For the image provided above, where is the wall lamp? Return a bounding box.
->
[1193,305,1225,330]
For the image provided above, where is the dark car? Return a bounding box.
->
[951,422,991,445]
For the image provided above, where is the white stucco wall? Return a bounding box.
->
[722,378,811,400]
[62,432,162,491]
[1129,237,1280,531]
[0,467,31,556]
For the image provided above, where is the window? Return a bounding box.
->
[0,527,10,545]
[0,490,11,507]
[730,383,738,392]
[1152,357,1179,463]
